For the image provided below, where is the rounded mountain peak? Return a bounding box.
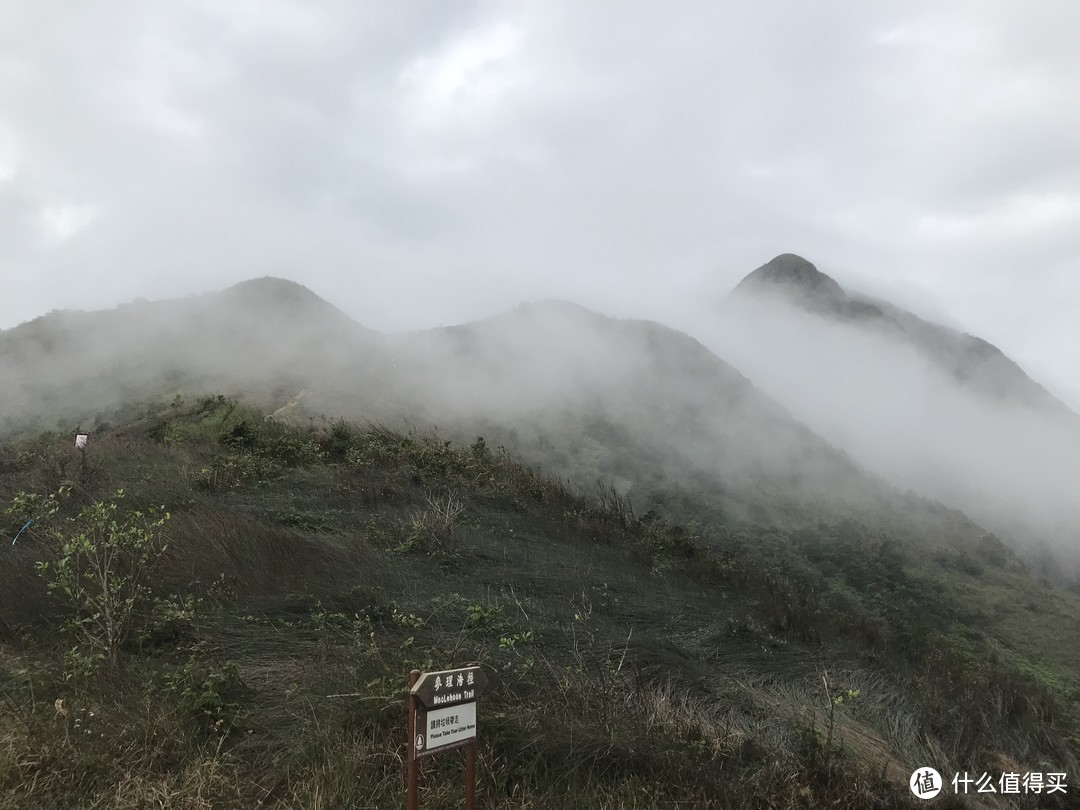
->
[218,276,339,317]
[210,276,371,333]
[734,254,846,304]
[224,276,324,302]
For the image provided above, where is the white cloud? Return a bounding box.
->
[0,0,1075,401]
[914,191,1080,242]
[0,125,18,181]
[399,21,524,124]
[193,0,332,41]
[38,202,99,244]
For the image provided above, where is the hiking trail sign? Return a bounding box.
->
[406,666,484,810]
[412,666,483,711]
[416,701,476,758]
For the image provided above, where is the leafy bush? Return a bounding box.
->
[321,418,355,460]
[162,653,243,732]
[344,429,409,470]
[631,509,696,568]
[258,435,324,466]
[35,490,170,670]
[191,454,281,492]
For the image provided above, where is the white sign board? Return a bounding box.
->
[74,434,88,449]
[416,701,476,758]
[411,666,483,708]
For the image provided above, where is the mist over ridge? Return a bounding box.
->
[2,255,1077,575]
[708,253,1080,566]
[733,254,1074,414]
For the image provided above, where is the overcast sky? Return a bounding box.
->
[1,0,1077,405]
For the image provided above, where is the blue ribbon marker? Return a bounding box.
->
[11,519,32,546]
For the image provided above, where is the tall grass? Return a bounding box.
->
[0,396,1076,808]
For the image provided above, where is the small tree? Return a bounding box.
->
[36,489,170,671]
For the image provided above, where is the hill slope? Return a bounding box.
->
[383,300,891,526]
[1,400,1077,808]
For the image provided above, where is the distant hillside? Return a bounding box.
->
[733,254,1074,416]
[0,278,384,435]
[384,299,891,527]
[3,274,1076,568]
[722,253,1080,570]
[0,283,901,530]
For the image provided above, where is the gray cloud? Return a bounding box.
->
[1,0,1077,404]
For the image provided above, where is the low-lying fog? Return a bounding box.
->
[3,273,1078,574]
[686,291,1080,565]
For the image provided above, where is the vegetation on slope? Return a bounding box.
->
[0,396,1077,808]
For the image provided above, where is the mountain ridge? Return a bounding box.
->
[0,277,381,435]
[3,267,1076,561]
[731,253,1074,416]
[0,276,903,531]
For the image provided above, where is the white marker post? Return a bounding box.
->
[74,429,90,482]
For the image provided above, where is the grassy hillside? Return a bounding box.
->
[1,396,1077,808]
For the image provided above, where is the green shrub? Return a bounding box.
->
[321,418,356,459]
[35,490,170,670]
[259,435,324,466]
[191,454,281,491]
[162,653,242,732]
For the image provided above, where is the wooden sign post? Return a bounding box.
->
[406,665,484,810]
[407,670,420,810]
